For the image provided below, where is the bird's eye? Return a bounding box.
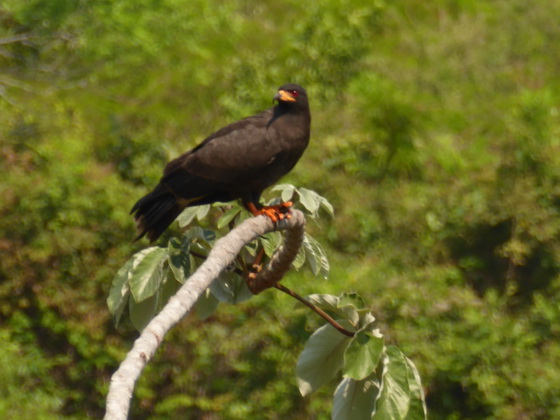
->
[291,90,299,98]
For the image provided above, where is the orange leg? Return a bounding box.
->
[246,201,294,223]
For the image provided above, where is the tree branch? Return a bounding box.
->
[104,210,306,420]
[274,284,355,337]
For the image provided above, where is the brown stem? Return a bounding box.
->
[188,221,353,337]
[274,283,355,338]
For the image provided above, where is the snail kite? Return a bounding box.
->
[131,83,311,242]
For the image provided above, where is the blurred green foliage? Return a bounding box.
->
[2,0,560,418]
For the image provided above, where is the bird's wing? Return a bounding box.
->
[162,110,283,190]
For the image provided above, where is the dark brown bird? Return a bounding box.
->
[131,83,311,242]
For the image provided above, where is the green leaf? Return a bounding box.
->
[332,377,379,420]
[157,272,182,312]
[271,183,296,202]
[185,226,216,243]
[298,187,322,215]
[307,294,361,327]
[319,196,335,218]
[303,233,330,278]
[338,293,366,311]
[176,207,199,228]
[129,247,168,302]
[196,204,211,220]
[107,256,134,325]
[404,356,428,418]
[209,270,253,304]
[217,207,241,229]
[292,246,306,270]
[195,288,220,320]
[343,331,384,381]
[296,321,353,396]
[372,346,427,420]
[129,293,158,332]
[307,294,340,312]
[260,231,283,257]
[167,237,191,284]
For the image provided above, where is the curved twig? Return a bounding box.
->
[247,217,305,293]
[104,210,306,420]
[274,284,355,337]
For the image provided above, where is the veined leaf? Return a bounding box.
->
[405,356,428,418]
[296,321,353,396]
[303,233,330,278]
[372,346,427,420]
[298,187,322,215]
[261,231,283,257]
[107,256,134,325]
[129,246,168,302]
[292,246,306,270]
[343,331,384,381]
[332,377,379,420]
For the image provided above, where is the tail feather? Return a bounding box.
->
[131,189,183,242]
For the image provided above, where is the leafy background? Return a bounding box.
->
[2,0,560,418]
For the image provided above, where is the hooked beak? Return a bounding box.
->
[273,89,296,103]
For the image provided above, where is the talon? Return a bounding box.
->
[246,201,294,223]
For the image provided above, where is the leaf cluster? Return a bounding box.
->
[108,185,332,331]
[297,293,426,420]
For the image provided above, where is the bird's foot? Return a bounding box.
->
[250,201,293,223]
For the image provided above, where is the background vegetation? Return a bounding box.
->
[2,0,560,418]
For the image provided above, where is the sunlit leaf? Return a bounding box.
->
[372,346,427,420]
[405,356,428,418]
[196,204,211,220]
[319,196,335,218]
[307,294,340,312]
[296,321,353,396]
[107,256,134,325]
[303,233,330,278]
[260,231,283,257]
[176,207,199,228]
[333,377,379,420]
[217,207,241,229]
[129,247,168,302]
[343,331,384,381]
[271,183,296,203]
[292,246,306,269]
[298,187,322,215]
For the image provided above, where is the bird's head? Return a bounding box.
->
[274,84,309,110]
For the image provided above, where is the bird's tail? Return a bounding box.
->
[130,186,184,243]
